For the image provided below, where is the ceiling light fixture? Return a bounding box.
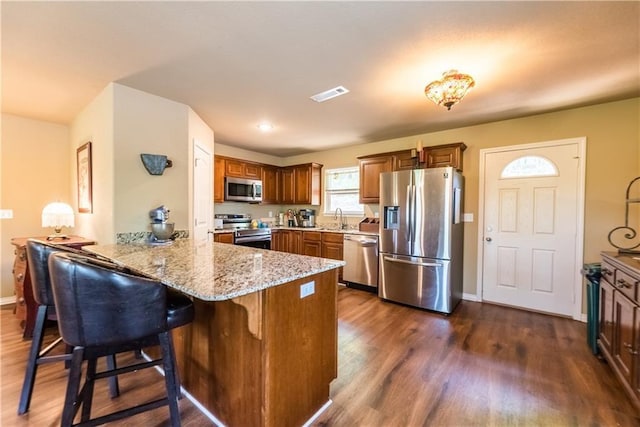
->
[424,70,475,110]
[257,122,274,132]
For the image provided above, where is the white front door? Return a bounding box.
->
[479,138,585,318]
[193,141,212,241]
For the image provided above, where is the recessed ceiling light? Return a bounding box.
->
[257,122,274,132]
[310,86,350,103]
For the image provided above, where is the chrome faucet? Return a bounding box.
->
[334,208,346,230]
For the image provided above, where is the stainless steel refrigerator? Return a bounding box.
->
[379,167,464,314]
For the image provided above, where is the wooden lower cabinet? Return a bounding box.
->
[321,232,344,282]
[213,233,234,244]
[302,231,322,257]
[169,270,338,427]
[598,252,640,410]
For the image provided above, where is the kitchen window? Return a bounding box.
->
[324,166,364,215]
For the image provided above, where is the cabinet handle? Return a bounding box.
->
[19,251,26,261]
[16,273,23,282]
[17,297,25,305]
[602,267,613,276]
[617,278,631,288]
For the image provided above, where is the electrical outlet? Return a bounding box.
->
[463,213,474,223]
[0,209,14,219]
[300,281,315,298]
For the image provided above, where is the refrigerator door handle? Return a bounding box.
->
[383,256,443,268]
[406,184,413,243]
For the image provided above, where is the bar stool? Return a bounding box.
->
[48,252,194,427]
[18,240,119,415]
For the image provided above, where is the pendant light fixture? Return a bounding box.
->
[424,70,475,110]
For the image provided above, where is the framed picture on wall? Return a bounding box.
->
[77,141,93,213]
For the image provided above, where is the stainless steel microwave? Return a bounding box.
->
[224,177,262,203]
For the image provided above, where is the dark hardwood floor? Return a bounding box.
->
[1,286,638,426]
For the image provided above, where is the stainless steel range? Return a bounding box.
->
[214,214,271,249]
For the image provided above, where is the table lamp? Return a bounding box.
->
[42,202,75,240]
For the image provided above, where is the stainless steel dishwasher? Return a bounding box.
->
[343,234,379,290]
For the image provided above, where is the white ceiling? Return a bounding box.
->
[2,1,639,157]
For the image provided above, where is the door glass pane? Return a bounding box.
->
[501,155,558,178]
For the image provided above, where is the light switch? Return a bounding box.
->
[462,213,474,223]
[0,209,14,219]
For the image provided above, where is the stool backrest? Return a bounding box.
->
[26,239,68,306]
[49,252,167,347]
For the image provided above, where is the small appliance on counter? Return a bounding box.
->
[298,209,316,228]
[149,205,175,244]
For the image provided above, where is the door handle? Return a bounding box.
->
[384,257,442,268]
[485,237,492,242]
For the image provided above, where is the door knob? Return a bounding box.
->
[485,237,492,242]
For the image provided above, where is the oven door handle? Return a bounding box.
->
[234,235,272,244]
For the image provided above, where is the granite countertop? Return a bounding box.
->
[84,238,345,301]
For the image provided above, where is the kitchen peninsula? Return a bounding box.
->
[85,239,344,427]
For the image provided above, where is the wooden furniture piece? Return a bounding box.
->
[10,236,95,339]
[302,231,322,257]
[598,251,640,410]
[261,165,280,204]
[358,142,466,204]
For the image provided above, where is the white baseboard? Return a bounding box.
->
[0,296,16,306]
[462,293,478,302]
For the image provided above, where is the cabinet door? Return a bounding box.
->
[280,168,295,204]
[244,163,262,179]
[302,240,322,257]
[294,165,311,204]
[214,156,225,203]
[394,150,417,171]
[613,292,636,385]
[225,159,245,177]
[599,279,615,354]
[359,156,393,204]
[214,233,234,244]
[290,231,303,255]
[271,231,284,252]
[425,142,466,171]
[262,166,279,204]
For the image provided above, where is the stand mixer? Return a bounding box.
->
[149,205,175,243]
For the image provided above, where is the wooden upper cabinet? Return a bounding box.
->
[293,163,322,205]
[280,167,295,204]
[225,158,262,179]
[359,156,394,204]
[214,156,225,203]
[393,150,417,171]
[262,165,279,204]
[424,142,466,170]
[358,143,466,204]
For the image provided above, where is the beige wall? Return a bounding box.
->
[112,83,190,235]
[70,84,115,244]
[1,114,70,298]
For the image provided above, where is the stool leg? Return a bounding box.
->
[80,358,97,422]
[17,305,48,415]
[159,332,181,427]
[61,347,84,427]
[105,355,120,398]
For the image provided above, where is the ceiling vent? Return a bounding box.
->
[310,86,350,103]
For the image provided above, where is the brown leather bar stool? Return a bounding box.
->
[18,240,119,415]
[48,252,194,427]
